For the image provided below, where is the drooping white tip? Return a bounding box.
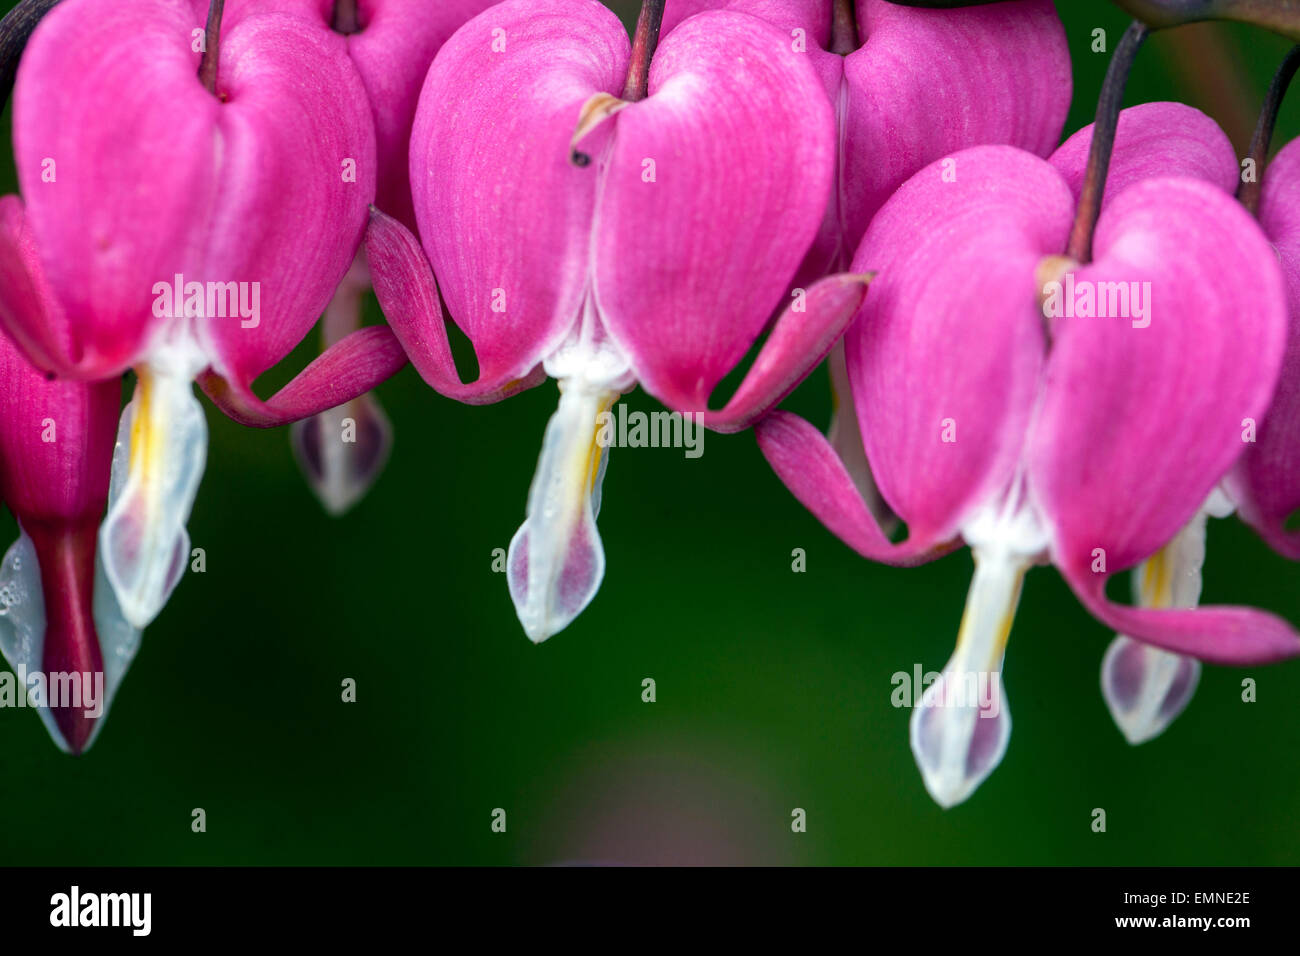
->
[1101,508,1209,744]
[100,362,207,629]
[910,550,1025,808]
[1102,635,1200,745]
[290,394,393,517]
[506,381,616,643]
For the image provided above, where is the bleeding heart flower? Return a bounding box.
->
[0,328,132,754]
[756,105,1300,806]
[0,0,408,629]
[664,0,1072,519]
[247,0,496,515]
[1050,101,1250,745]
[1226,135,1300,558]
[366,0,869,642]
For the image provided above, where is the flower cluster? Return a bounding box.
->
[0,0,1297,808]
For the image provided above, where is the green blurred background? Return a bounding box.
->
[2,1,1298,865]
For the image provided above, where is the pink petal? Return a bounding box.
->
[1050,101,1239,205]
[847,146,1073,544]
[191,12,376,390]
[755,410,956,565]
[654,273,869,433]
[839,0,1070,257]
[0,327,117,524]
[1068,568,1300,664]
[364,207,548,403]
[199,325,408,428]
[14,0,218,376]
[595,11,834,408]
[410,0,629,385]
[0,195,74,378]
[15,1,376,386]
[1226,137,1300,557]
[1028,178,1288,576]
[663,0,831,46]
[345,0,499,228]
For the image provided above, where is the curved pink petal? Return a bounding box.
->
[1050,101,1239,205]
[0,194,72,379]
[13,0,219,377]
[663,0,830,45]
[349,0,498,228]
[15,1,375,388]
[410,0,628,387]
[1028,178,1287,577]
[364,206,548,403]
[654,273,868,434]
[0,330,123,754]
[222,0,497,228]
[0,329,117,525]
[755,410,957,565]
[199,325,408,428]
[847,146,1074,544]
[837,0,1070,263]
[1068,569,1300,665]
[192,12,376,393]
[1226,137,1300,557]
[595,11,833,407]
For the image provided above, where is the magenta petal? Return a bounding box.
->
[0,333,120,754]
[1068,568,1300,665]
[199,325,408,429]
[0,195,75,378]
[663,0,831,45]
[14,0,217,376]
[1050,101,1239,205]
[365,207,547,404]
[1226,138,1300,557]
[0,330,117,525]
[344,0,498,228]
[193,12,376,388]
[1029,178,1288,575]
[411,0,629,382]
[653,274,869,433]
[840,0,1070,248]
[847,146,1073,543]
[595,11,834,407]
[755,411,955,566]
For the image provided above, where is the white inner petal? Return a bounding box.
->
[909,484,1046,808]
[100,341,208,629]
[1102,506,1213,745]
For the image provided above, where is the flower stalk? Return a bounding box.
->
[1066,20,1149,263]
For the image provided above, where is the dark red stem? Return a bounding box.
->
[197,0,225,95]
[1239,45,1300,217]
[28,521,104,755]
[1066,20,1149,263]
[622,0,666,102]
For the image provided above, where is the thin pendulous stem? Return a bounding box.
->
[1239,44,1300,217]
[0,0,63,110]
[622,0,666,102]
[1066,20,1149,264]
[332,0,360,35]
[197,0,225,95]
[831,0,858,55]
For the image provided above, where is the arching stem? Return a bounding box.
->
[831,0,858,55]
[1239,44,1300,217]
[1065,20,1149,263]
[0,0,62,110]
[622,0,665,102]
[197,0,225,95]
[332,0,360,35]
